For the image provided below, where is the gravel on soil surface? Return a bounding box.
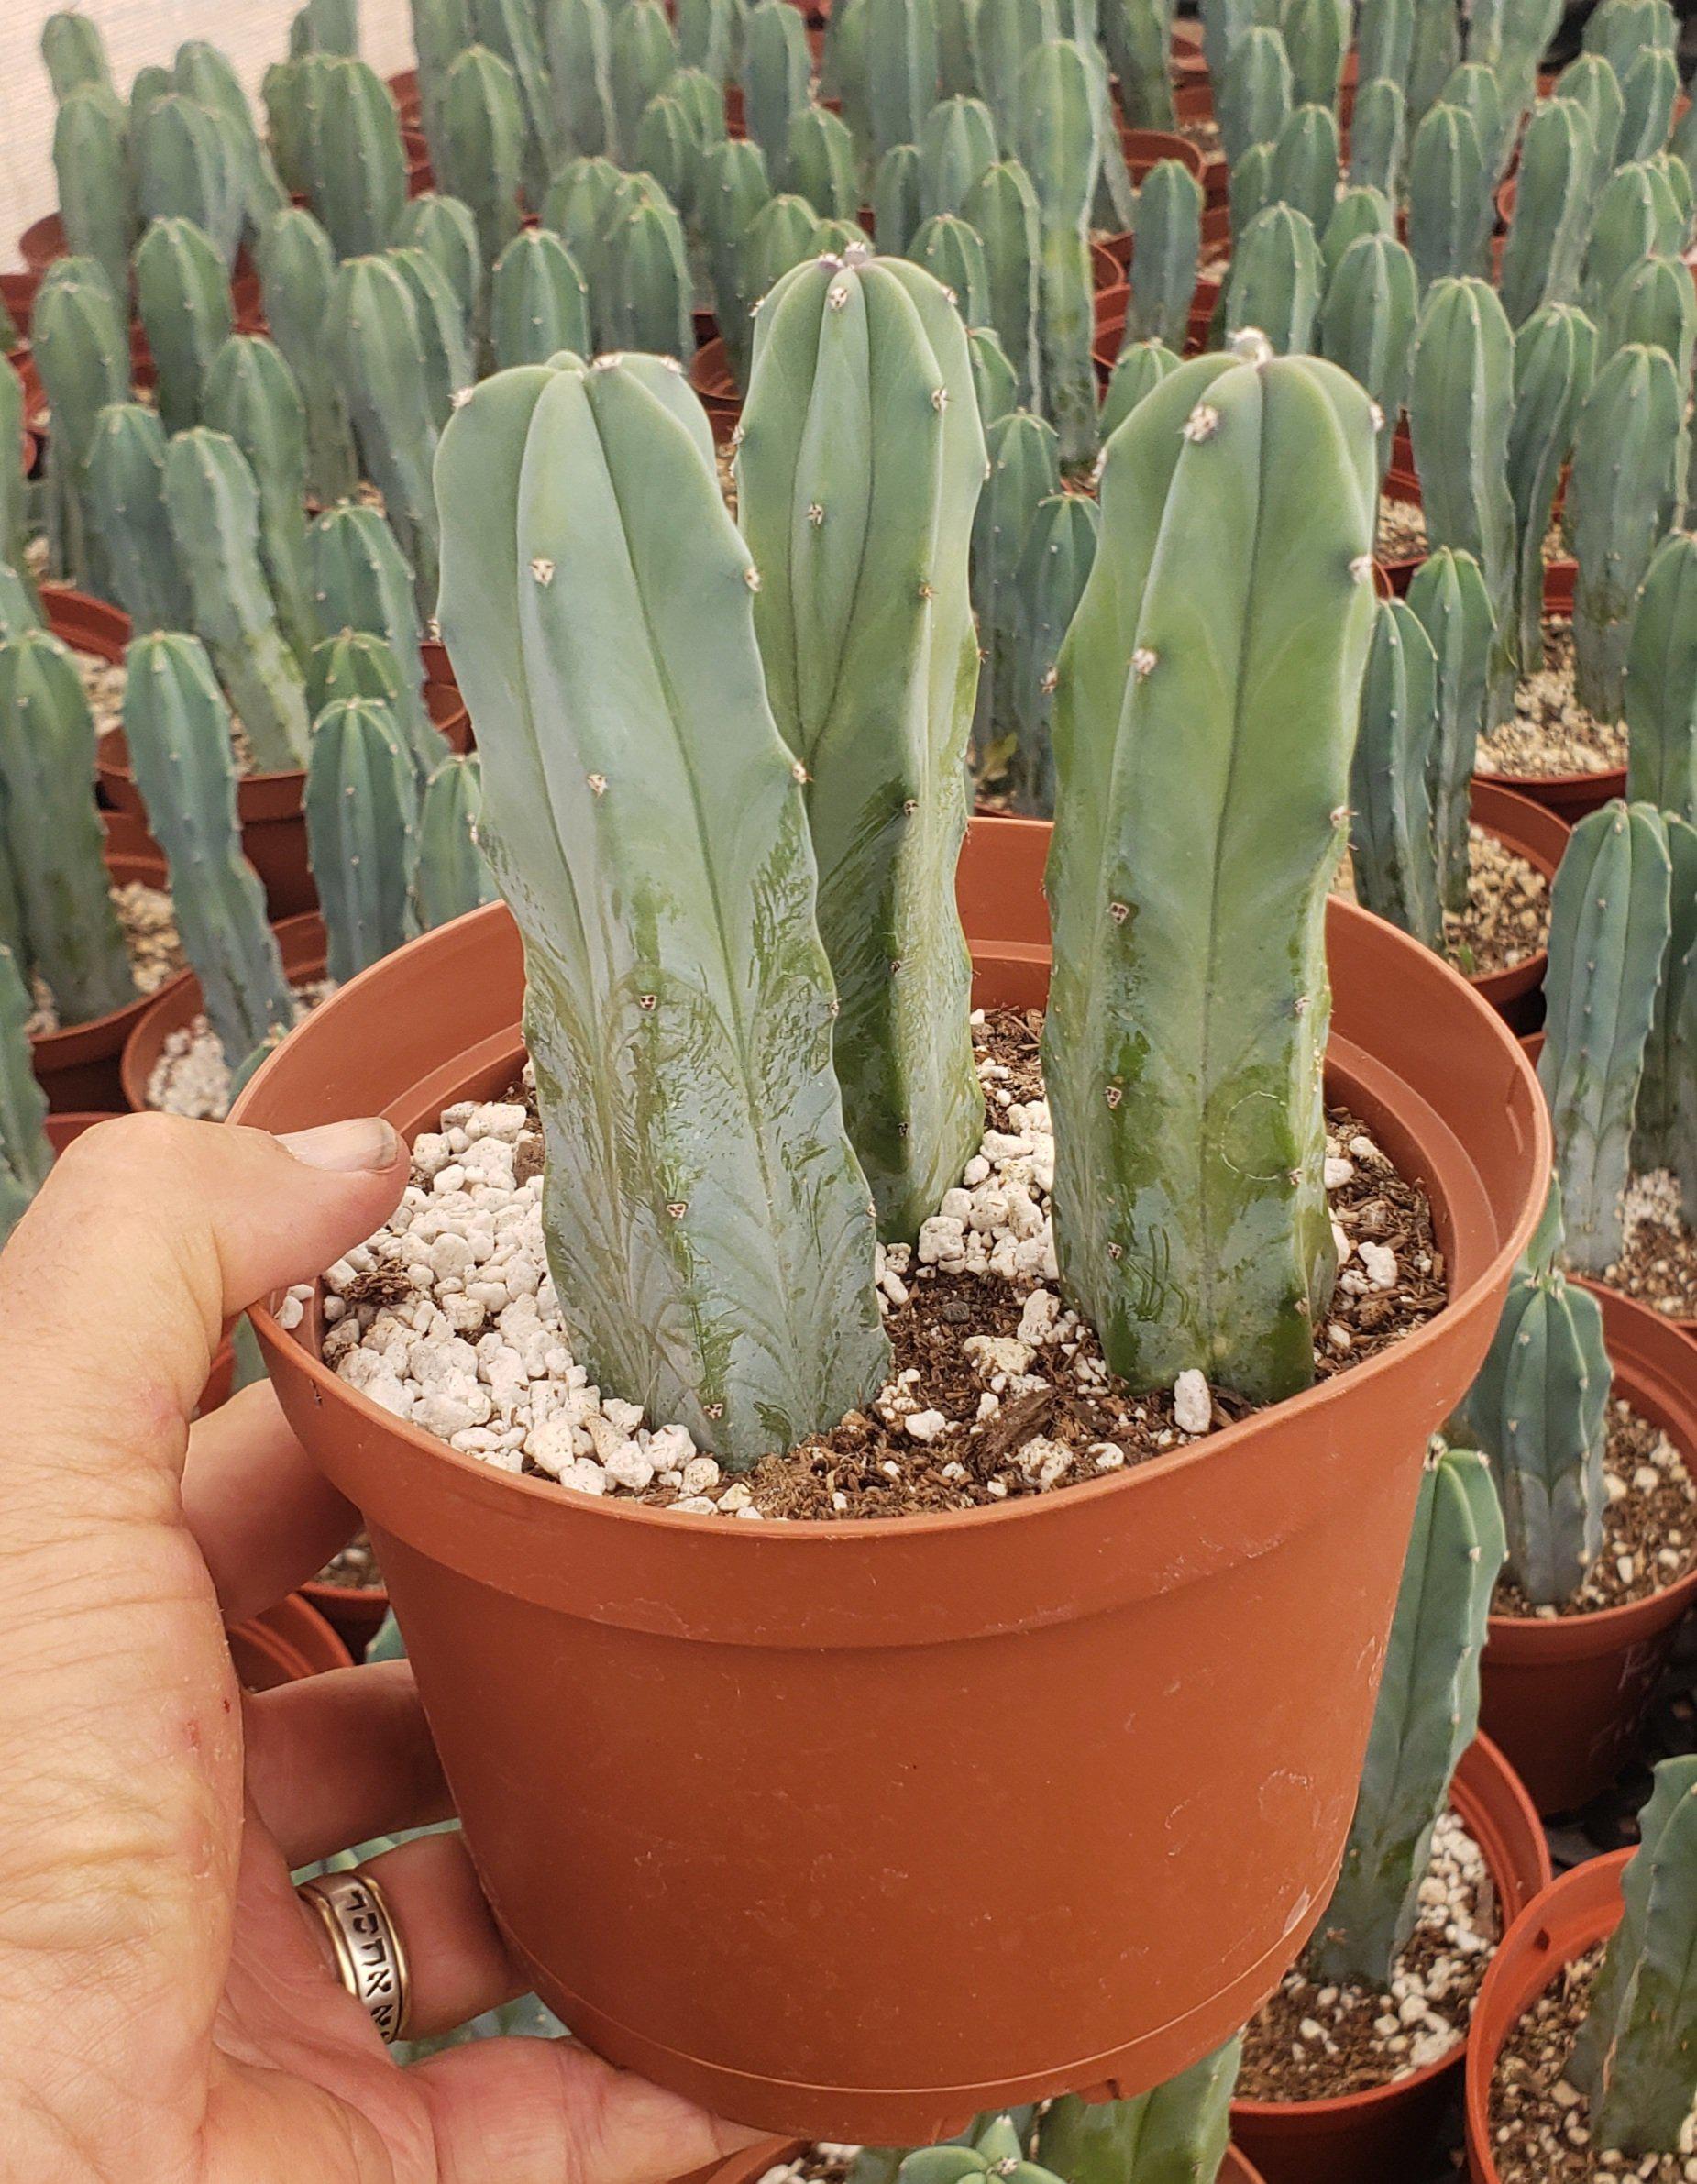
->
[1606,1171,1697,1320]
[1441,825,1550,979]
[316,1009,1444,1523]
[314,1532,381,1591]
[24,879,182,1037]
[1478,623,1628,782]
[145,977,334,1118]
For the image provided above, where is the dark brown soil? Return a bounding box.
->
[314,1532,382,1592]
[1443,825,1549,979]
[1494,1401,1697,1619]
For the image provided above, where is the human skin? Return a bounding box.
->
[0,1111,761,2184]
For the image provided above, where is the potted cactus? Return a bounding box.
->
[233,289,1545,2139]
[1464,1755,1697,2182]
[1229,1446,1549,2184]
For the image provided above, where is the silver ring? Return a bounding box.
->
[298,1869,413,2041]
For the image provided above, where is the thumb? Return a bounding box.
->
[0,1110,407,1486]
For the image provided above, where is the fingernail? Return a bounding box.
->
[279,1118,401,1174]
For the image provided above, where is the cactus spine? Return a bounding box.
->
[1350,599,1442,952]
[435,45,525,269]
[1307,1445,1505,1985]
[1045,340,1377,1399]
[122,634,294,1066]
[1036,2042,1242,2184]
[306,503,442,774]
[0,630,137,1024]
[1225,203,1323,353]
[255,207,360,505]
[1625,530,1697,822]
[1409,277,1516,706]
[1570,1756,1697,2156]
[1462,1256,1609,1605]
[490,230,591,369]
[1319,230,1418,486]
[738,251,985,1239]
[1507,303,1595,675]
[1017,39,1101,467]
[1568,344,1683,722]
[54,84,135,307]
[1539,800,1673,1271]
[165,428,312,771]
[1128,160,1201,352]
[0,942,51,1246]
[964,160,1042,408]
[30,259,131,591]
[1407,548,1495,919]
[435,350,888,1462]
[414,752,494,930]
[134,215,234,437]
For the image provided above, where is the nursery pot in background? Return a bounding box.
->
[1228,1735,1551,2184]
[226,1593,353,1692]
[1461,1853,1631,2184]
[1479,1281,1697,1815]
[1464,778,1568,1031]
[234,836,1548,2140]
[119,912,325,1112]
[1472,564,1627,824]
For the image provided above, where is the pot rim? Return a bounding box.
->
[118,911,326,1112]
[1229,1731,1551,2127]
[30,847,191,1063]
[234,887,1550,1550]
[1484,1278,1697,1653]
[1462,1850,1633,2184]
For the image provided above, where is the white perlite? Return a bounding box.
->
[145,981,334,1120]
[1616,1168,1696,1312]
[319,1049,1379,1514]
[1270,1809,1493,2081]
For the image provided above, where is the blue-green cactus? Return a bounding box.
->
[0,940,52,1246]
[1407,547,1496,919]
[1582,159,1689,319]
[473,0,562,206]
[1348,72,1407,196]
[54,83,135,307]
[41,9,112,99]
[786,103,860,221]
[918,94,998,221]
[305,502,441,775]
[134,215,233,437]
[1008,489,1098,818]
[1406,100,1493,292]
[122,632,294,1066]
[1044,337,1377,1398]
[0,628,137,1024]
[1319,228,1418,486]
[968,323,1019,425]
[610,0,679,164]
[1539,800,1673,1271]
[1266,99,1341,232]
[1625,529,1697,822]
[303,57,408,260]
[304,695,420,979]
[972,406,1061,777]
[201,333,315,668]
[911,214,990,325]
[874,141,925,256]
[1307,1444,1505,1984]
[739,0,810,168]
[133,92,244,270]
[1500,98,1597,327]
[1350,597,1442,951]
[413,751,494,930]
[1218,23,1293,171]
[31,259,132,592]
[255,206,361,505]
[85,402,191,635]
[1103,0,1181,130]
[607,196,693,358]
[964,159,1042,405]
[1225,202,1322,352]
[700,137,773,388]
[326,252,445,612]
[1101,336,1181,436]
[435,45,525,268]
[1017,39,1100,466]
[391,243,477,428]
[1035,2043,1241,2184]
[1634,811,1697,1200]
[435,349,888,1462]
[545,0,617,157]
[1507,303,1596,675]
[1127,159,1201,352]
[164,427,312,771]
[864,0,941,162]
[739,249,986,1240]
[490,230,591,369]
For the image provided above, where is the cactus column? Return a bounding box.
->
[737,249,986,1242]
[435,351,888,1464]
[1044,337,1378,1400]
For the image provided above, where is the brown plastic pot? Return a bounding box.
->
[1480,1281,1697,1815]
[1118,127,1207,183]
[1463,1852,1630,2183]
[2,269,39,343]
[227,1593,354,1692]
[97,681,471,920]
[118,912,325,1112]
[698,2145,1267,2184]
[41,579,128,662]
[1228,1735,1551,2184]
[387,66,422,127]
[1464,778,1568,1030]
[18,213,65,271]
[1099,202,1231,284]
[1091,281,1219,380]
[31,830,189,1112]
[232,834,1548,2137]
[1473,565,1628,824]
[688,335,742,447]
[302,1569,391,1660]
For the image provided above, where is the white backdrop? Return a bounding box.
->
[1,1,417,258]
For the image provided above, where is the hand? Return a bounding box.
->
[0,1112,760,2184]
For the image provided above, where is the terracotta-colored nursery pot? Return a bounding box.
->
[227,1593,354,1692]
[697,2144,1267,2184]
[97,682,471,919]
[1475,564,1627,824]
[301,1570,391,1660]
[1091,282,1219,377]
[688,335,742,446]
[1480,1281,1697,1815]
[41,579,127,662]
[1118,127,1207,182]
[31,829,187,1112]
[1463,1852,1631,2183]
[232,809,1548,2136]
[1465,778,1569,1029]
[1229,1735,1551,2184]
[1098,202,1232,284]
[118,912,326,1112]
